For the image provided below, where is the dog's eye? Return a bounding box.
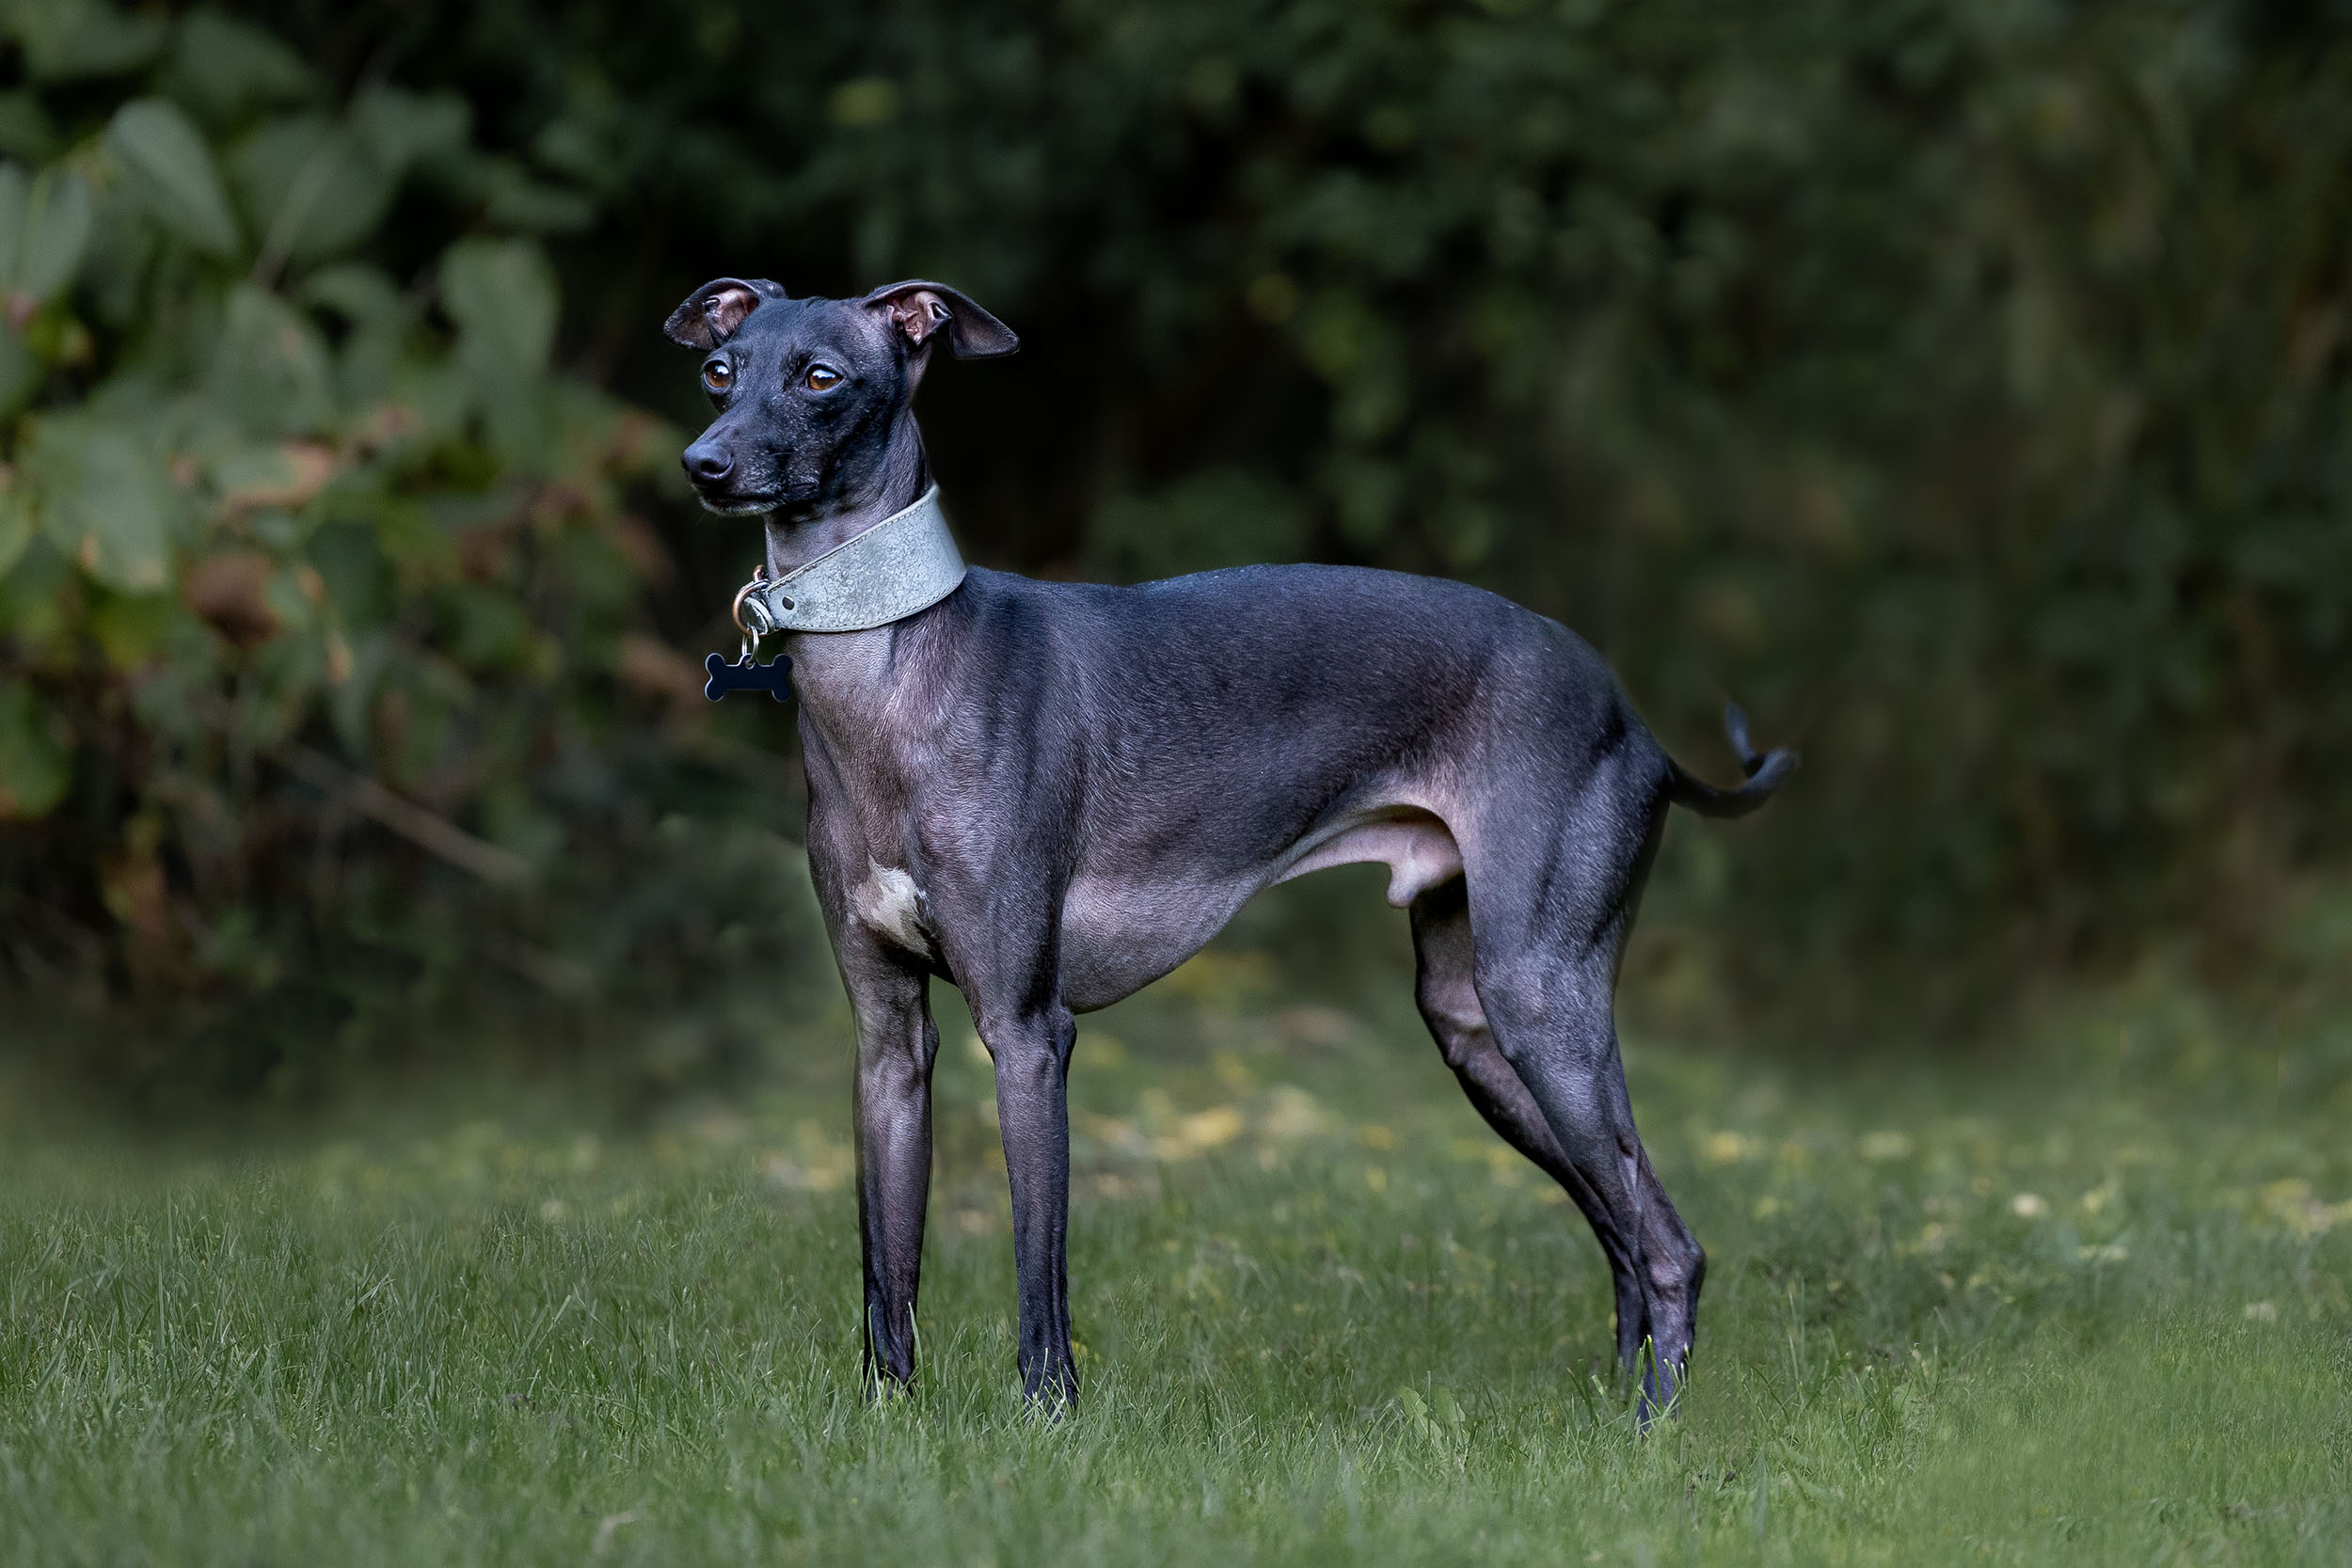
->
[804,364,841,392]
[701,360,734,394]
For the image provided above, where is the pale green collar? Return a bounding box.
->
[737,485,966,637]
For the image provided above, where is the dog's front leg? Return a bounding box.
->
[975,995,1080,1407]
[845,947,940,1394]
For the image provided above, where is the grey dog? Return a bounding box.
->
[667,275,1795,1413]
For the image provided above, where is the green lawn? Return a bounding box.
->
[3,947,2348,1565]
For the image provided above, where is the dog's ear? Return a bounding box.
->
[859,280,1019,359]
[663,277,787,349]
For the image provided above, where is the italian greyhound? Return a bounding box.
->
[667,276,1795,1414]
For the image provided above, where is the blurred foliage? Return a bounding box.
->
[295,0,2351,1006]
[0,2,822,1096]
[3,0,2350,1092]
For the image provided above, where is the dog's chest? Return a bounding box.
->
[850,860,935,957]
[803,752,943,959]
[792,663,944,959]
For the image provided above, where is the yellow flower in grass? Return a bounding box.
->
[1859,1131,1914,1162]
[1703,1130,1761,1164]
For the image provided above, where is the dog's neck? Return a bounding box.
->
[763,408,949,740]
[762,410,931,578]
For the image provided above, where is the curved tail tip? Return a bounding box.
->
[1749,745,1799,790]
[1723,700,1759,774]
[1671,701,1798,818]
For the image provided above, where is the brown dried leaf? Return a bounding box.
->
[182,550,279,648]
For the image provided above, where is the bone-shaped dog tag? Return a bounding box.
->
[704,650,793,702]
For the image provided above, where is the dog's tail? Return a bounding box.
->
[1663,701,1799,819]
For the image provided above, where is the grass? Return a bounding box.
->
[3,928,2350,1564]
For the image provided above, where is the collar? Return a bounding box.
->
[734,485,966,638]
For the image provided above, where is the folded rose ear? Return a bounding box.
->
[662,277,787,349]
[859,280,1019,359]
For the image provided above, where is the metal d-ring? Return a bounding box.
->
[731,565,768,645]
[731,564,796,659]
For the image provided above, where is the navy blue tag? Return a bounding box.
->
[704,651,793,703]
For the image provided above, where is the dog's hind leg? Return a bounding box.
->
[1476,953,1703,1412]
[1409,878,1645,1342]
[1454,815,1705,1415]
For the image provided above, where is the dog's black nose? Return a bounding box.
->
[682,442,734,484]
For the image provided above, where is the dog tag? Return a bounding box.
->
[704,650,793,703]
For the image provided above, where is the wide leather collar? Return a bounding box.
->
[736,485,966,637]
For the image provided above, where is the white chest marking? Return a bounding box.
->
[853,861,932,954]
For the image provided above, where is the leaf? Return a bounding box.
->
[106,98,242,258]
[165,11,315,122]
[438,237,558,370]
[438,237,558,467]
[0,92,60,163]
[180,549,280,647]
[382,356,470,446]
[351,87,471,171]
[24,415,174,593]
[230,113,396,272]
[479,165,596,235]
[0,165,23,302]
[205,283,335,436]
[0,679,70,820]
[14,0,167,82]
[211,439,337,512]
[299,261,404,326]
[11,166,93,305]
[530,117,615,191]
[0,323,38,420]
[0,465,32,574]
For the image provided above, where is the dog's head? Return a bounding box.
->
[666,278,1017,516]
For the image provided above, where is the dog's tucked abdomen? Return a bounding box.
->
[1056,803,1463,1012]
[1057,871,1249,1011]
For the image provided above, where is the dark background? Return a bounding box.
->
[2,0,2348,1106]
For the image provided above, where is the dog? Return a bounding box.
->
[666,275,1794,1414]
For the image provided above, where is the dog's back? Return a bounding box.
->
[947,561,1662,800]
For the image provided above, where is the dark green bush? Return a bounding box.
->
[338,0,2351,1003]
[0,4,819,1092]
